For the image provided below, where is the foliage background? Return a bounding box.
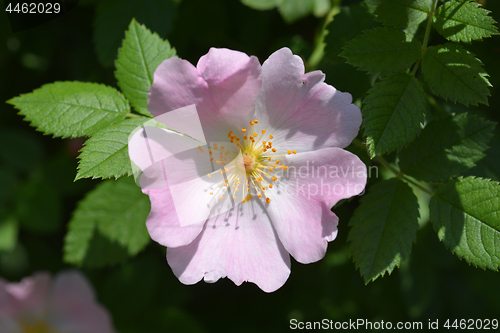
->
[1,0,499,332]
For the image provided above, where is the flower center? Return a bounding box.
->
[242,155,255,171]
[202,119,297,205]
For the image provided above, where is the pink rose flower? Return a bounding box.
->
[128,47,366,292]
[0,271,115,333]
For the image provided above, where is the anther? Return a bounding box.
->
[287,150,291,155]
[272,176,277,182]
[266,198,271,203]
[241,129,247,133]
[269,135,273,139]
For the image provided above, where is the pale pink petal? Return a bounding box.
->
[0,279,17,318]
[0,320,20,333]
[265,148,367,263]
[3,273,51,320]
[197,48,262,125]
[48,271,114,333]
[167,200,291,292]
[128,126,208,174]
[255,47,362,152]
[144,186,204,248]
[148,57,207,116]
[148,49,262,143]
[0,279,22,333]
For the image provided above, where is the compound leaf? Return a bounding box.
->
[76,118,147,181]
[349,178,420,283]
[64,177,150,268]
[399,114,496,182]
[434,0,499,43]
[431,177,500,271]
[341,27,421,75]
[363,72,426,157]
[8,82,129,138]
[115,19,176,117]
[422,44,491,106]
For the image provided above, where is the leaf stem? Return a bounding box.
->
[306,0,341,70]
[352,139,434,196]
[126,113,144,119]
[411,0,439,76]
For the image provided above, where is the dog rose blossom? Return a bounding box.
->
[0,271,115,333]
[128,47,366,292]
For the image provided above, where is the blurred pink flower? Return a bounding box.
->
[129,47,366,292]
[0,271,115,333]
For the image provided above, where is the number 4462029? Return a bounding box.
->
[5,2,61,14]
[444,319,499,330]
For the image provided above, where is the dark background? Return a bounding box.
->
[1,0,499,332]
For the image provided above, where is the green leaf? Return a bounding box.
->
[467,128,500,181]
[349,178,420,283]
[363,72,426,157]
[94,0,177,67]
[340,27,421,75]
[434,0,499,43]
[325,5,381,61]
[241,0,325,23]
[278,0,314,23]
[0,216,18,252]
[364,0,431,28]
[241,0,279,10]
[399,113,496,182]
[115,19,176,117]
[431,177,500,271]
[76,118,146,181]
[8,82,129,138]
[422,44,491,106]
[64,177,151,268]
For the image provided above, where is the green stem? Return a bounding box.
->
[352,139,434,196]
[374,155,434,196]
[427,94,448,116]
[306,0,341,70]
[411,0,439,76]
[126,113,144,119]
